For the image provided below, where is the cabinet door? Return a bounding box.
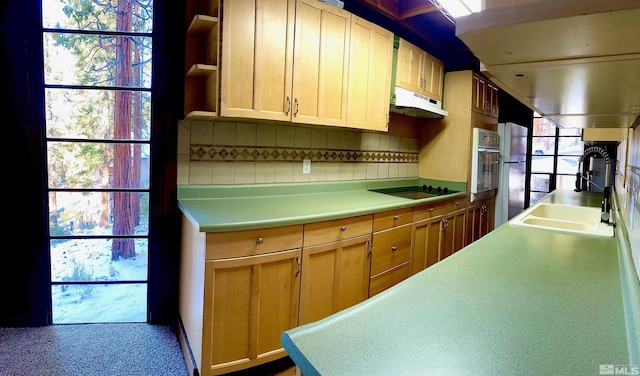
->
[467,198,496,244]
[346,15,393,131]
[411,216,442,275]
[292,0,350,126]
[465,202,483,246]
[203,249,301,374]
[471,74,485,114]
[299,234,371,325]
[487,82,499,117]
[440,208,466,260]
[422,53,443,101]
[395,38,422,93]
[220,0,295,121]
[479,198,496,237]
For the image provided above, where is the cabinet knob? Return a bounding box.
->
[391,246,397,251]
[429,208,434,212]
[256,237,263,245]
[340,225,347,232]
[393,215,399,220]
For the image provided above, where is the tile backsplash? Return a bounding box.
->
[178,120,420,185]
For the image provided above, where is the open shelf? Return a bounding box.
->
[184,0,220,120]
[185,110,218,120]
[186,64,217,78]
[187,14,218,35]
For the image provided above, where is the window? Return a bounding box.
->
[530,116,584,205]
[43,0,153,323]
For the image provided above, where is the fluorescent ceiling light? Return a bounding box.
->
[436,0,481,18]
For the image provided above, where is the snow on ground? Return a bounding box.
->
[50,231,148,324]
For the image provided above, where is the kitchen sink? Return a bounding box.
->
[510,203,614,237]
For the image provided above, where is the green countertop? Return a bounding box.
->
[281,189,639,375]
[177,178,467,232]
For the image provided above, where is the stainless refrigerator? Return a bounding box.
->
[496,122,529,227]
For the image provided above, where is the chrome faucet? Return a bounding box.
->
[574,146,611,223]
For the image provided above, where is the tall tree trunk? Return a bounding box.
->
[112,0,135,260]
[132,23,141,225]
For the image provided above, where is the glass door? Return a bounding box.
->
[43,0,153,323]
[530,116,584,206]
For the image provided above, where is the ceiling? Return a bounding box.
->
[454,0,640,129]
[347,0,640,129]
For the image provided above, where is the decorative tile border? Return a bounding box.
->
[190,145,419,163]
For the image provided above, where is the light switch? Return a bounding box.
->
[302,159,311,174]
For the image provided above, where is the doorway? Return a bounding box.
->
[529,116,585,206]
[43,0,153,323]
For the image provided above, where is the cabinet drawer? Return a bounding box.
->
[373,207,413,232]
[444,196,468,213]
[369,262,410,296]
[370,224,412,276]
[206,225,303,260]
[413,201,446,221]
[303,215,373,247]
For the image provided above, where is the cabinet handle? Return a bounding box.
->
[294,98,299,117]
[285,96,291,116]
[442,218,448,231]
[391,246,397,252]
[393,215,399,221]
[295,255,301,276]
[256,237,264,245]
[340,225,347,232]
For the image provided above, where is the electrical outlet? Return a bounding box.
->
[302,159,311,174]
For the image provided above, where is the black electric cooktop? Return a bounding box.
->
[368,185,459,200]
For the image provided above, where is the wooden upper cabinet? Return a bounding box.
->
[216,0,393,131]
[346,15,393,131]
[471,73,499,118]
[220,0,350,126]
[220,0,295,121]
[422,53,444,100]
[395,38,444,101]
[292,0,350,126]
[395,38,423,94]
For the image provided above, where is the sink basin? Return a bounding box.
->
[510,203,614,237]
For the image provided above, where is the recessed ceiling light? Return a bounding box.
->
[435,0,481,18]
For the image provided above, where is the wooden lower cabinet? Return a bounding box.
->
[203,250,301,375]
[369,224,412,296]
[179,197,478,375]
[466,197,496,246]
[298,234,372,325]
[178,217,304,376]
[411,215,442,275]
[440,207,466,260]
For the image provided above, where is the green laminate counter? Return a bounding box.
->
[282,189,640,375]
[177,178,467,232]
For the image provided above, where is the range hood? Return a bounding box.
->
[390,86,448,118]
